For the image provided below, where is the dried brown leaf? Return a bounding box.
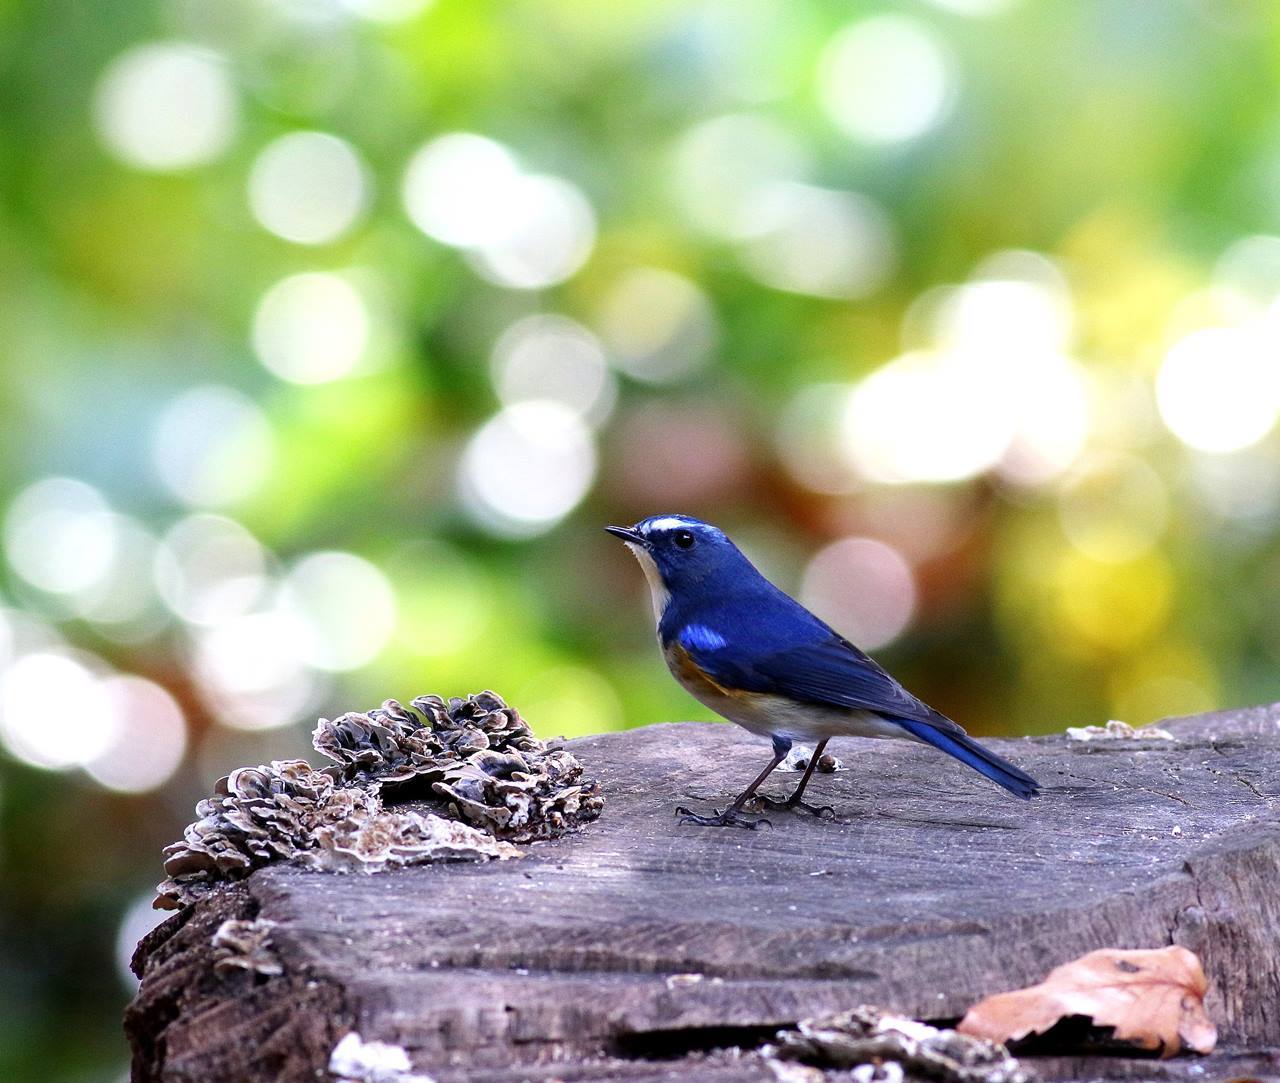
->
[957,946,1216,1058]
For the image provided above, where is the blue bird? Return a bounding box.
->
[606,514,1039,829]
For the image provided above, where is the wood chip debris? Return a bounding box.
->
[1066,719,1175,742]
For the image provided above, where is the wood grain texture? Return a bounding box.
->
[127,704,1280,1082]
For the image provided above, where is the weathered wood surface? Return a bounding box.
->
[127,704,1280,1082]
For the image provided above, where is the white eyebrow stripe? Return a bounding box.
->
[643,517,691,534]
[681,623,727,651]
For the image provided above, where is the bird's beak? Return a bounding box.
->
[605,524,644,545]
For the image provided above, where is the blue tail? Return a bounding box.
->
[891,717,1040,799]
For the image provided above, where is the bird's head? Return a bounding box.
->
[605,515,747,620]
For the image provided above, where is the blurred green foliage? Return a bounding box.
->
[3,0,1280,1077]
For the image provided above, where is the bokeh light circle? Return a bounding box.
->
[491,314,616,424]
[0,651,120,770]
[737,183,898,298]
[93,42,237,171]
[1156,325,1280,453]
[817,16,956,145]
[3,478,117,596]
[339,0,435,24]
[596,268,718,384]
[1058,456,1169,563]
[841,351,1015,484]
[193,609,320,731]
[671,113,809,238]
[925,0,1019,14]
[252,272,370,384]
[154,514,270,626]
[402,133,523,247]
[116,894,170,990]
[280,551,398,672]
[468,173,597,290]
[153,386,276,507]
[459,401,596,537]
[799,537,916,651]
[248,131,369,245]
[84,676,187,793]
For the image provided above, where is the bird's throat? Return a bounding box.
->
[624,542,671,624]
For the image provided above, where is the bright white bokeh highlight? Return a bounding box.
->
[193,609,320,731]
[117,893,170,989]
[84,676,187,793]
[933,277,1072,356]
[93,42,237,172]
[152,386,276,507]
[491,315,616,425]
[671,113,809,239]
[1212,235,1280,315]
[924,0,1019,14]
[3,478,117,596]
[73,515,164,630]
[459,401,596,537]
[737,183,897,298]
[596,268,718,384]
[403,134,521,247]
[403,133,596,289]
[248,131,369,245]
[817,16,956,145]
[154,514,270,626]
[3,484,159,632]
[279,552,397,672]
[842,351,1015,484]
[1157,324,1280,453]
[774,384,864,495]
[0,652,121,770]
[339,0,434,24]
[468,174,596,290]
[800,537,916,651]
[252,272,370,384]
[841,258,1090,486]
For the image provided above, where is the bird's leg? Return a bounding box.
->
[753,738,836,818]
[675,736,790,830]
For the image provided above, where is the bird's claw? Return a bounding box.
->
[751,794,837,819]
[674,804,772,830]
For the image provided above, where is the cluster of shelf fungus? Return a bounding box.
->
[155,691,604,909]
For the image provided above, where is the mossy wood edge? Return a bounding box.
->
[126,704,1280,1082]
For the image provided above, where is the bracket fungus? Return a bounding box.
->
[156,691,602,909]
[210,918,282,978]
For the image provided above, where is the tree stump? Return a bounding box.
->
[126,703,1280,1082]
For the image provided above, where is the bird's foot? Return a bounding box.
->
[674,804,771,830]
[751,793,837,819]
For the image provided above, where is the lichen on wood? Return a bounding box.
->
[764,1006,1031,1083]
[155,691,601,909]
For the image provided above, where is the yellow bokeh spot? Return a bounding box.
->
[514,665,624,740]
[1053,549,1173,653]
[1108,639,1219,725]
[1058,455,1168,563]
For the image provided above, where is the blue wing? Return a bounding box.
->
[675,620,947,729]
[674,622,1039,798]
[667,587,1039,799]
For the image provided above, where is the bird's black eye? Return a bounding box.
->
[673,529,695,549]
